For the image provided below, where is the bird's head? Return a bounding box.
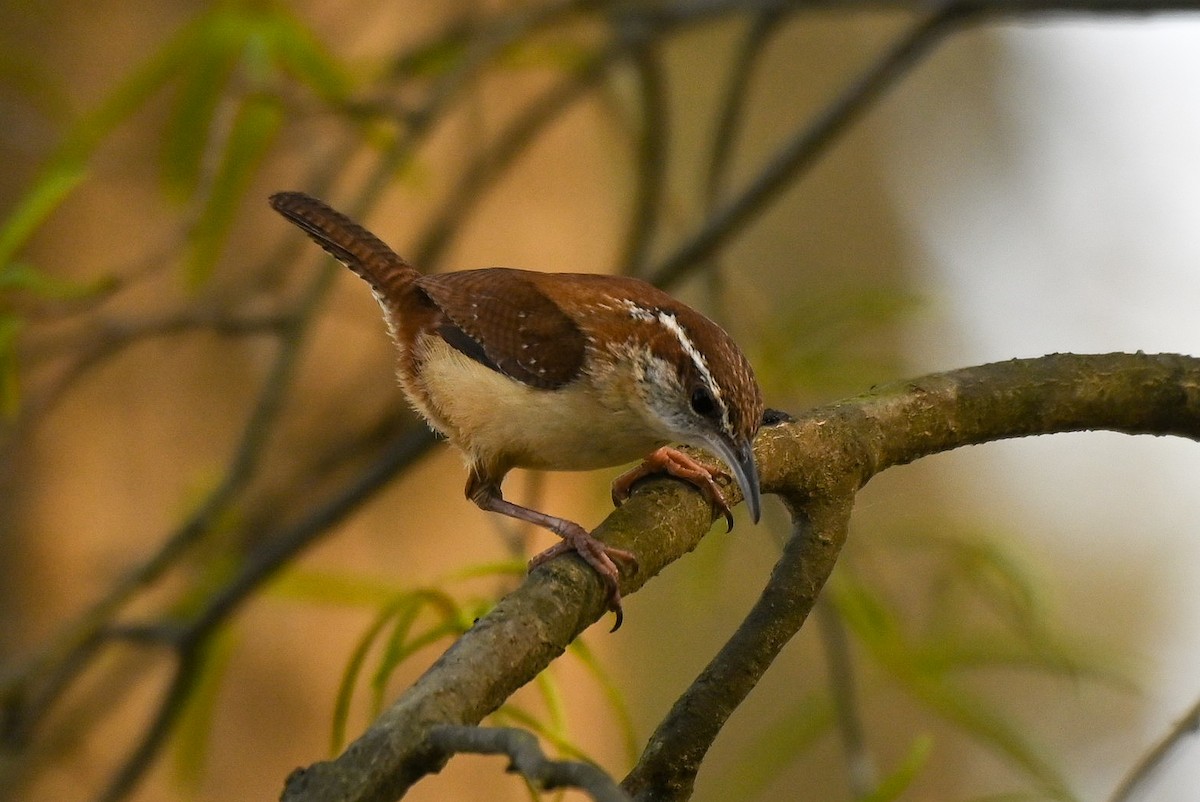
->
[622,303,764,522]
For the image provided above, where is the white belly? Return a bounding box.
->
[405,336,667,472]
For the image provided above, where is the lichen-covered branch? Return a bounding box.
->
[281,352,1200,802]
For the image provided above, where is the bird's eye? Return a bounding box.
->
[690,387,718,418]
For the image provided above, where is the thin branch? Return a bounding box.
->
[412,44,624,269]
[616,42,669,278]
[816,596,877,797]
[80,426,438,802]
[1,264,335,745]
[189,425,437,636]
[648,7,963,288]
[704,8,787,209]
[1108,695,1200,802]
[280,464,725,802]
[619,352,1200,801]
[17,310,291,427]
[700,7,788,315]
[94,648,203,802]
[428,725,630,802]
[621,497,855,801]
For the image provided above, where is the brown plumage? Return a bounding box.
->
[270,191,763,630]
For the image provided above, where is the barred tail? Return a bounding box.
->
[269,191,419,297]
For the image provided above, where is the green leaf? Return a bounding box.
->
[266,8,351,102]
[443,559,527,582]
[392,33,469,79]
[184,94,282,288]
[859,736,933,802]
[533,669,568,743]
[0,261,117,301]
[831,572,1077,801]
[0,315,23,419]
[750,286,922,398]
[331,595,413,753]
[491,704,596,765]
[369,589,472,716]
[160,23,242,198]
[831,572,900,647]
[0,10,208,267]
[172,625,240,790]
[910,531,1042,634]
[266,568,405,608]
[906,676,1075,801]
[568,638,638,764]
[913,632,1129,690]
[498,39,595,74]
[0,159,88,269]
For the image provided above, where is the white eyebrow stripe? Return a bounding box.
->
[618,299,731,427]
[651,309,731,433]
[621,300,656,323]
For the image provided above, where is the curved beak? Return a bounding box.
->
[703,435,762,524]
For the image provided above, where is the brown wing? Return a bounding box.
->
[415,268,586,390]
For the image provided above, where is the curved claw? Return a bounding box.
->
[612,447,736,531]
[529,529,637,631]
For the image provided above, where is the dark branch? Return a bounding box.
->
[817,597,876,796]
[622,497,854,801]
[1108,695,1200,802]
[427,725,630,802]
[648,8,961,288]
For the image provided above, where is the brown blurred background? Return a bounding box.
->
[3,1,1199,800]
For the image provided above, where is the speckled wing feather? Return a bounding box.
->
[417,268,586,390]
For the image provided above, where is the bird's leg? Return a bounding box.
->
[611,446,735,532]
[466,470,637,631]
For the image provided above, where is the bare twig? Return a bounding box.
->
[649,7,963,288]
[412,45,624,269]
[816,596,877,797]
[428,725,631,802]
[617,42,669,278]
[704,8,787,209]
[77,425,439,802]
[622,497,855,801]
[1108,695,1200,802]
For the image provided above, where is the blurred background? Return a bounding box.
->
[2,1,1199,800]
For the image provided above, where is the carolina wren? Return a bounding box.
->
[270,192,763,629]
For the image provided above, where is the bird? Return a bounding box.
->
[269,191,763,630]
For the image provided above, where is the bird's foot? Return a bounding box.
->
[611,446,735,531]
[529,528,638,632]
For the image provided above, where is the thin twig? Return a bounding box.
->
[649,6,964,288]
[621,498,856,801]
[95,648,204,802]
[189,425,437,636]
[2,263,334,746]
[1108,695,1200,802]
[704,8,787,209]
[412,44,624,268]
[616,41,669,278]
[816,595,877,797]
[428,725,631,802]
[700,7,788,316]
